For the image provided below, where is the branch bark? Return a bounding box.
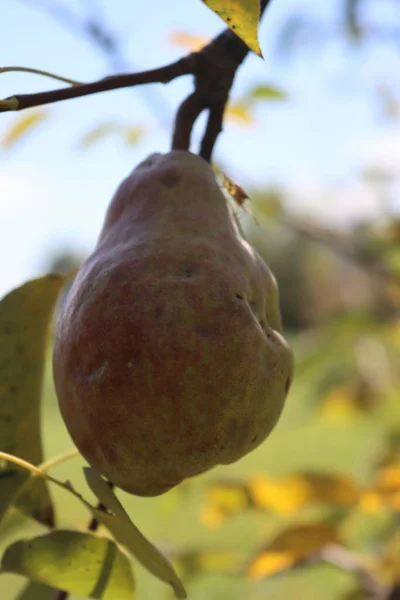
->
[1,0,273,160]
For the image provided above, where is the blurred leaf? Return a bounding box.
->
[1,109,49,150]
[248,84,288,101]
[201,0,262,56]
[247,522,340,579]
[79,122,119,148]
[169,31,210,51]
[0,530,135,599]
[83,467,187,599]
[248,471,359,512]
[225,102,255,125]
[200,481,250,527]
[122,125,146,147]
[0,275,65,526]
[247,473,312,513]
[175,549,242,579]
[79,122,145,149]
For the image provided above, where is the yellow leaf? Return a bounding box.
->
[199,505,226,528]
[247,522,340,579]
[247,474,311,513]
[1,109,49,150]
[225,102,255,125]
[0,274,65,526]
[247,551,296,578]
[202,0,262,56]
[169,31,210,51]
[358,491,383,513]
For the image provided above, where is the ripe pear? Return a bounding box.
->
[53,151,293,496]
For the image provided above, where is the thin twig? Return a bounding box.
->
[0,58,193,112]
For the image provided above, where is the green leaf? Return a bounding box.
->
[0,275,65,526]
[1,530,135,600]
[83,468,187,599]
[1,110,49,150]
[201,0,262,56]
[17,581,55,600]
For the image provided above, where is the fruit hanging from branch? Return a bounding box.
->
[53,150,293,497]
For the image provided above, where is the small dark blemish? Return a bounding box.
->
[2,416,12,423]
[251,434,258,443]
[160,168,180,188]
[285,377,291,394]
[9,385,18,394]
[235,293,244,300]
[179,267,194,279]
[3,327,11,335]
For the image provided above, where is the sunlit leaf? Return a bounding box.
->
[249,84,288,101]
[1,109,49,150]
[0,454,186,599]
[122,125,146,147]
[247,522,340,579]
[225,102,255,125]
[201,0,262,56]
[169,31,210,51]
[247,474,311,513]
[0,275,65,526]
[83,468,187,599]
[79,122,145,149]
[79,122,119,148]
[0,530,135,600]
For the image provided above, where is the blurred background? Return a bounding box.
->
[0,1,399,599]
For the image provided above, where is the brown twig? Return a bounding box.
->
[2,0,273,160]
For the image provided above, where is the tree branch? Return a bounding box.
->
[2,0,274,160]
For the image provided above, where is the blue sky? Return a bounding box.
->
[1,0,400,298]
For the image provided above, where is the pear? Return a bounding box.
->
[53,151,293,496]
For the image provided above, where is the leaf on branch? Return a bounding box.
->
[0,455,186,598]
[0,275,65,527]
[83,467,187,599]
[1,109,49,150]
[201,0,262,56]
[169,31,210,52]
[0,530,135,600]
[247,522,340,579]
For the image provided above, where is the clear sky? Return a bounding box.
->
[1,0,400,298]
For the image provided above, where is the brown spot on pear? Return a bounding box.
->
[53,151,293,496]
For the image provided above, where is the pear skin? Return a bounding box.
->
[53,151,293,496]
